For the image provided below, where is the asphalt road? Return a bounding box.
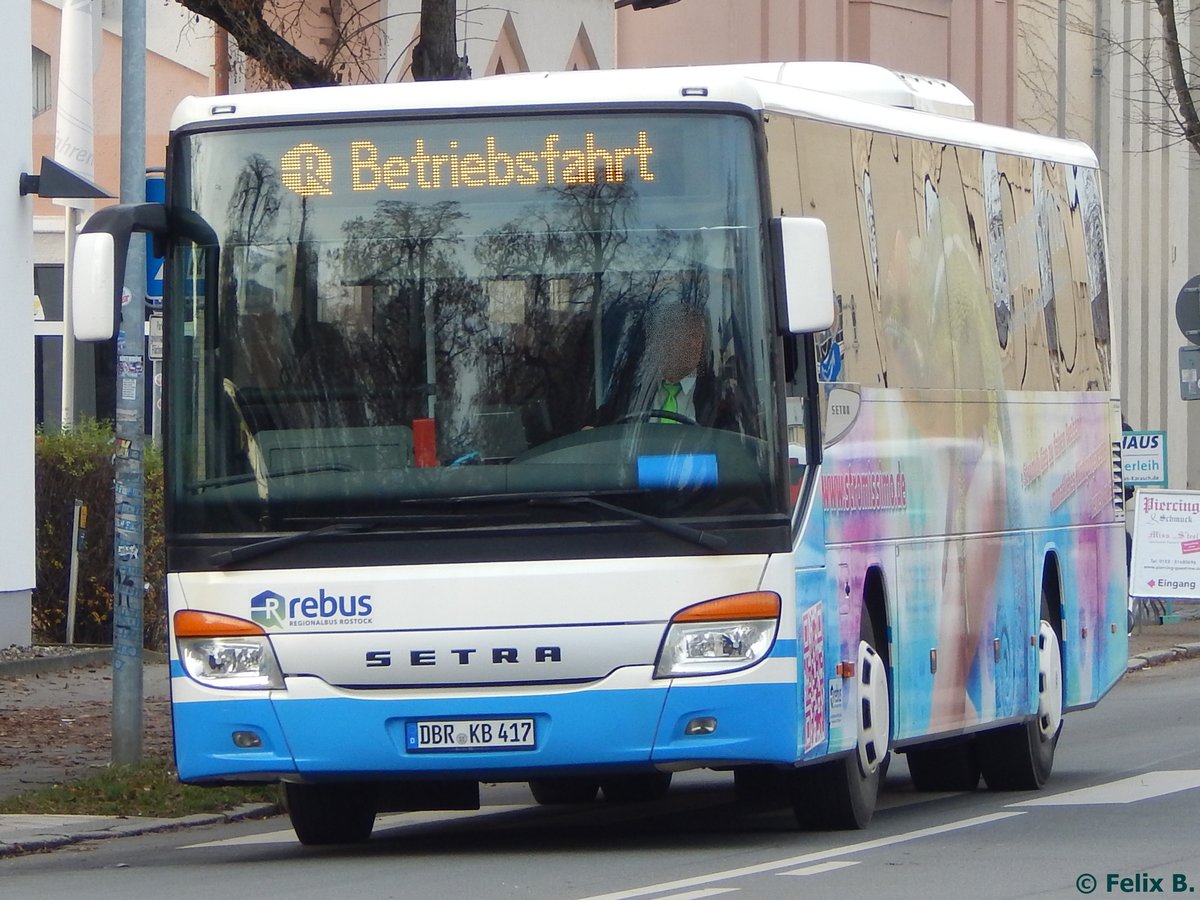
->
[3,654,1199,899]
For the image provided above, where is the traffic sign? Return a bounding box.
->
[145,171,165,305]
[1177,274,1200,345]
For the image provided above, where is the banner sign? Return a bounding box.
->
[1129,489,1200,600]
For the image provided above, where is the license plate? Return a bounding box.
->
[406,718,536,751]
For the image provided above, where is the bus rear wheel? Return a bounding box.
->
[977,601,1063,790]
[283,782,376,845]
[792,611,890,829]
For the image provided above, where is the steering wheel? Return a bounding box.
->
[617,408,699,426]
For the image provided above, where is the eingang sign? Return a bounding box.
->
[1129,489,1200,600]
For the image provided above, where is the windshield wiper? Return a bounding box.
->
[387,489,727,549]
[209,521,376,568]
[208,490,727,567]
[530,495,728,551]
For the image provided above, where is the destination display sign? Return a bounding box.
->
[280,130,657,198]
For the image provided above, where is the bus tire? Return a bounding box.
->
[791,610,890,829]
[904,741,980,792]
[977,597,1063,791]
[528,777,600,805]
[600,772,672,803]
[283,782,376,845]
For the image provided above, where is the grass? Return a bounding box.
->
[0,757,280,818]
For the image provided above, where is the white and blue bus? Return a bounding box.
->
[73,62,1129,844]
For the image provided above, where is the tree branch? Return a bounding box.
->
[174,0,338,87]
[1155,0,1200,156]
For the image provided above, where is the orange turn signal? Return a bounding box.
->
[174,610,265,638]
[671,591,781,623]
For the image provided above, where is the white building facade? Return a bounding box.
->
[4,7,37,645]
[1020,1,1200,490]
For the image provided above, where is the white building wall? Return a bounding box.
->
[1096,1,1199,489]
[3,5,36,645]
[38,0,214,77]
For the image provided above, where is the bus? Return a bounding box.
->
[72,61,1129,844]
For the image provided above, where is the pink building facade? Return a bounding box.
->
[30,1,212,220]
[616,0,1015,128]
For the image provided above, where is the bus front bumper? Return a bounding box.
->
[170,661,800,783]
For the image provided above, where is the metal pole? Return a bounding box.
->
[65,500,84,644]
[112,0,146,765]
[61,208,77,431]
[1057,0,1067,139]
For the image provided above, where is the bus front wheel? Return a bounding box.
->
[283,782,376,845]
[977,599,1063,790]
[791,611,890,829]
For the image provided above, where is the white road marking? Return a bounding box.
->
[1009,770,1200,807]
[576,811,1024,900]
[181,828,299,849]
[653,890,739,900]
[779,860,860,876]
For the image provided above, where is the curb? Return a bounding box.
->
[0,648,167,679]
[1126,641,1200,673]
[0,648,113,678]
[0,802,280,858]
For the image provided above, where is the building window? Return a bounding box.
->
[32,46,51,117]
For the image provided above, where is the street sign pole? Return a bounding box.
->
[112,0,146,765]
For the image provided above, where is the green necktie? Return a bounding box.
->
[661,381,682,421]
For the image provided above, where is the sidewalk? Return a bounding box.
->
[2,611,1199,856]
[0,648,276,855]
[1126,604,1200,669]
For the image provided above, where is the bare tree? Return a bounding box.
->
[1050,0,1200,156]
[175,0,684,89]
[174,0,467,87]
[1154,0,1200,156]
[411,0,469,81]
[174,0,345,87]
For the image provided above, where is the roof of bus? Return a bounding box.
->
[170,61,1098,168]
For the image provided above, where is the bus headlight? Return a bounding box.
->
[174,610,284,690]
[654,591,780,678]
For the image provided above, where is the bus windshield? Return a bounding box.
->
[166,112,789,538]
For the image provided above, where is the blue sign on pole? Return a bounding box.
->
[145,171,165,306]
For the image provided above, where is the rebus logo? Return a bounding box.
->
[249,587,374,628]
[249,589,286,627]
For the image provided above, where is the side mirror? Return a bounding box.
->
[73,233,118,341]
[71,202,169,342]
[770,216,835,334]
